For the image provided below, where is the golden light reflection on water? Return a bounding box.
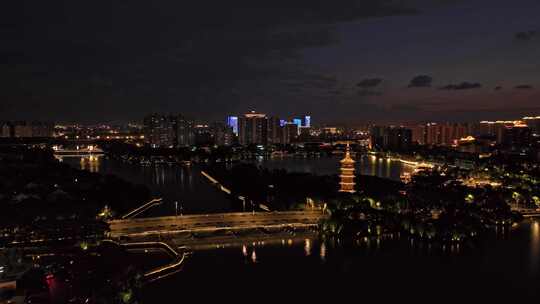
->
[78,155,101,173]
[304,239,311,256]
[251,249,257,263]
[320,243,326,261]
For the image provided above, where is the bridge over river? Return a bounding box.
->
[108,211,326,240]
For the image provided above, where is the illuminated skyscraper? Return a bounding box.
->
[238,111,268,145]
[177,114,195,147]
[339,143,356,193]
[211,122,235,146]
[282,122,298,144]
[370,126,412,151]
[523,116,540,136]
[268,116,282,145]
[227,116,239,136]
[502,124,532,147]
[291,118,302,136]
[143,114,177,148]
[303,115,311,128]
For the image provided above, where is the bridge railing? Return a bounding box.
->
[121,198,163,219]
[111,210,325,225]
[104,240,189,283]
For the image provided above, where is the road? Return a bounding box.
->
[108,211,325,237]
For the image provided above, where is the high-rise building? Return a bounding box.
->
[303,115,311,128]
[391,127,412,150]
[370,125,386,149]
[387,127,412,150]
[267,117,283,145]
[211,122,235,146]
[227,116,239,136]
[411,122,473,146]
[177,115,195,147]
[292,118,302,135]
[502,124,532,148]
[143,114,177,148]
[370,126,412,151]
[425,123,439,145]
[1,122,11,138]
[410,124,426,145]
[282,122,298,144]
[238,111,268,145]
[475,121,518,144]
[13,121,33,138]
[0,121,54,138]
[523,116,540,136]
[30,121,54,137]
[298,126,312,142]
[192,124,212,146]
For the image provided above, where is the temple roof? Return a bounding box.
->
[340,143,355,164]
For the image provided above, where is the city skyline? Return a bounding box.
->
[4,2,540,303]
[2,0,540,124]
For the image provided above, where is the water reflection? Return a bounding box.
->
[251,249,257,263]
[61,156,232,215]
[304,239,311,256]
[143,223,540,302]
[320,243,326,261]
[251,155,412,181]
[77,155,101,173]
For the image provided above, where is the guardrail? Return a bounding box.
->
[111,210,324,225]
[121,198,163,219]
[104,240,189,283]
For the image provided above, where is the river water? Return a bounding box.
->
[60,154,413,216]
[59,155,540,300]
[140,221,540,301]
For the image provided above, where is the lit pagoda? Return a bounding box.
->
[339,143,356,193]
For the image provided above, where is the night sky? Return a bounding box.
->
[2,0,540,124]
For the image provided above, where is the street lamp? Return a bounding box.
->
[238,196,246,212]
[175,201,178,216]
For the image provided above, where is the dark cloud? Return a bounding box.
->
[1,0,421,122]
[515,31,537,41]
[389,104,421,112]
[357,90,383,97]
[515,85,533,89]
[328,90,342,95]
[283,74,338,90]
[439,82,482,90]
[408,75,433,88]
[494,86,503,91]
[357,78,383,88]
